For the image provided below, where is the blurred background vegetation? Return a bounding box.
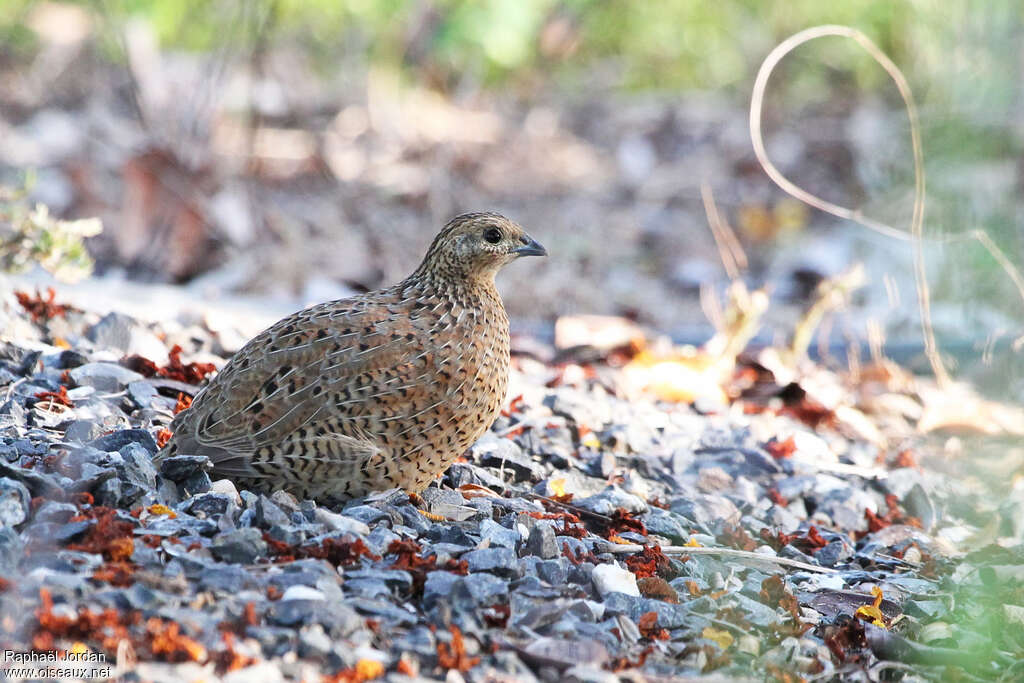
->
[1,0,1023,397]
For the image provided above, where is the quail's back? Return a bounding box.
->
[160,213,546,501]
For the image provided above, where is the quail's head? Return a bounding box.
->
[418,212,546,283]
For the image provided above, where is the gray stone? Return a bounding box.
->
[0,527,23,572]
[426,524,475,547]
[0,459,61,497]
[126,381,159,410]
[775,475,816,500]
[199,565,252,592]
[255,495,291,528]
[86,312,168,364]
[525,523,558,559]
[53,520,94,544]
[179,470,212,496]
[340,505,390,526]
[49,350,88,370]
[815,539,853,567]
[544,388,613,427]
[464,547,519,577]
[313,508,370,536]
[343,578,391,599]
[459,572,509,605]
[265,524,306,547]
[269,489,300,512]
[69,363,145,392]
[522,636,609,670]
[345,597,418,625]
[575,486,648,516]
[642,507,689,543]
[269,600,362,634]
[391,626,438,658]
[63,420,103,443]
[473,433,546,481]
[88,429,158,455]
[184,492,234,518]
[670,493,740,529]
[344,569,412,589]
[298,624,333,658]
[122,583,161,610]
[159,455,211,482]
[118,442,158,489]
[537,559,568,585]
[210,527,267,564]
[480,518,520,549]
[93,477,124,507]
[32,501,76,524]
[565,664,620,683]
[423,571,461,608]
[0,477,30,527]
[364,526,401,555]
[240,505,258,525]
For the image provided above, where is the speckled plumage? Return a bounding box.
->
[160,213,545,501]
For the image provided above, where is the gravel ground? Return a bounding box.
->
[0,285,1020,683]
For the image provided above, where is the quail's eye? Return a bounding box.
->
[483,227,502,244]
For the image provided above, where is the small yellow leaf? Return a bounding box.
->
[702,626,734,650]
[147,504,176,518]
[581,434,601,449]
[550,478,567,497]
[855,604,886,627]
[855,586,887,627]
[356,658,385,680]
[685,537,701,547]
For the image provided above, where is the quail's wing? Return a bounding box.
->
[175,294,437,465]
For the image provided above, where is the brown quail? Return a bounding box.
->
[159,212,546,501]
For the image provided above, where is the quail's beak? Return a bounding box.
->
[513,235,547,257]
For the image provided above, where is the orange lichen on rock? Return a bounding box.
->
[16,288,73,321]
[718,524,757,551]
[637,576,679,603]
[66,507,136,562]
[156,428,174,448]
[625,545,672,579]
[92,562,135,587]
[33,385,74,408]
[858,494,922,539]
[173,392,193,414]
[33,588,137,654]
[327,658,386,683]
[146,616,207,662]
[263,533,380,567]
[123,344,216,385]
[436,625,479,673]
[637,611,670,640]
[387,538,469,598]
[764,436,796,459]
[759,575,810,638]
[213,631,256,673]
